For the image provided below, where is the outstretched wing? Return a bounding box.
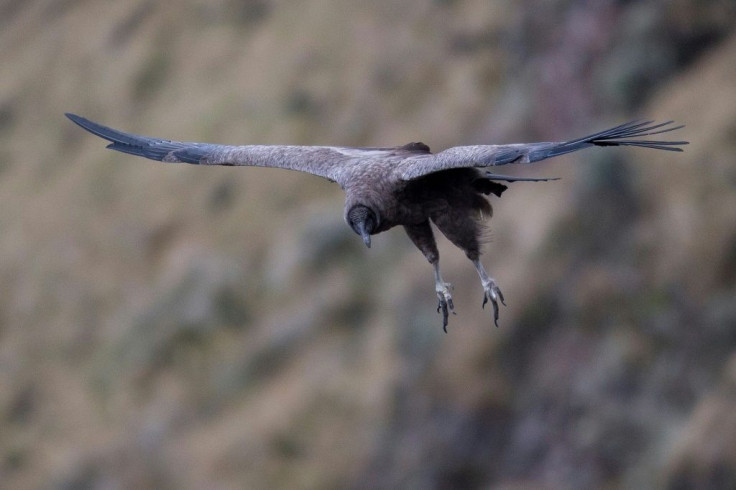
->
[397,120,688,181]
[66,113,370,185]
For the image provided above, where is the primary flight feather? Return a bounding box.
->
[66,113,687,331]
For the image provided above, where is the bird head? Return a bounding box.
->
[347,205,377,248]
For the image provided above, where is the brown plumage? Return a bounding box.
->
[66,114,688,331]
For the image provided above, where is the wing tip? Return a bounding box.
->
[585,119,689,151]
[64,112,117,142]
[65,112,86,126]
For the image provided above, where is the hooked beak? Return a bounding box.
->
[356,221,372,248]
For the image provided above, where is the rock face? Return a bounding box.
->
[1,1,735,488]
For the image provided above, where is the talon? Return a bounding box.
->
[481,280,505,327]
[436,284,455,332]
[437,299,449,333]
[492,298,500,328]
[472,260,506,328]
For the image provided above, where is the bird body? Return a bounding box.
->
[66,114,687,330]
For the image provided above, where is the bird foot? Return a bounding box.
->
[436,283,455,333]
[481,279,506,327]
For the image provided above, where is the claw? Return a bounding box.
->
[492,298,500,328]
[437,299,448,333]
[481,280,505,327]
[436,285,455,333]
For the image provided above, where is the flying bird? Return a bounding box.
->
[66,113,687,331]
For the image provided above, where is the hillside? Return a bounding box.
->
[1,1,735,488]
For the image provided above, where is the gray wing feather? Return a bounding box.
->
[66,113,363,184]
[397,120,688,181]
[483,172,560,182]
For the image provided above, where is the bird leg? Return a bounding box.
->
[433,260,455,332]
[472,259,506,327]
[403,222,455,331]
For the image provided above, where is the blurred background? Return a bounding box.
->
[1,0,735,488]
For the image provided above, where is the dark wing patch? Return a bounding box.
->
[399,142,431,153]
